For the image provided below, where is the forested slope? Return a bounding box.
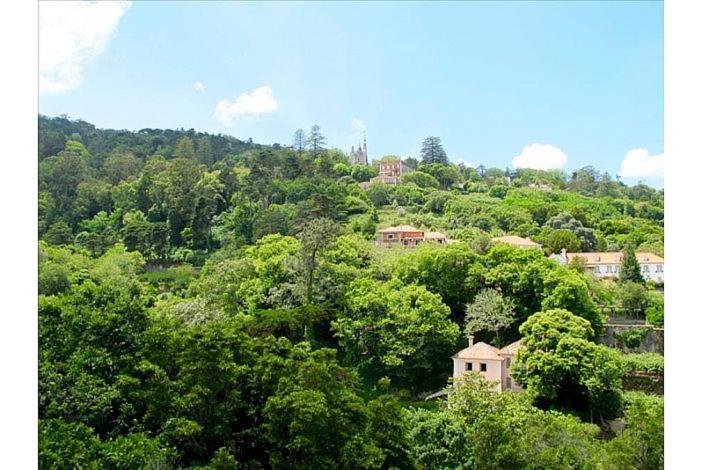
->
[38,115,663,469]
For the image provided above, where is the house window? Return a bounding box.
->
[388,234,393,239]
[615,265,620,273]
[656,265,662,272]
[480,363,487,372]
[506,377,512,389]
[505,357,511,368]
[606,265,612,273]
[643,265,650,273]
[465,362,472,371]
[594,266,601,273]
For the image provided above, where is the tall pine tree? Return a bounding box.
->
[307,125,326,158]
[420,136,448,164]
[619,244,645,284]
[293,128,307,157]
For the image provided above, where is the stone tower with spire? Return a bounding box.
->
[348,134,368,165]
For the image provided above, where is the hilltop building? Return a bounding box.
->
[368,158,414,185]
[452,336,523,393]
[377,225,448,248]
[492,235,542,250]
[550,249,664,282]
[348,137,368,165]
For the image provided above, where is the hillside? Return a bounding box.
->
[38,115,664,468]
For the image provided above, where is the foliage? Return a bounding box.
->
[616,281,650,317]
[407,408,474,469]
[445,374,601,469]
[333,279,460,391]
[463,288,516,347]
[620,353,664,376]
[594,392,664,469]
[645,290,664,326]
[544,212,597,251]
[512,309,622,417]
[402,170,440,189]
[392,242,477,318]
[615,327,652,349]
[419,136,448,164]
[37,115,664,468]
[547,229,582,254]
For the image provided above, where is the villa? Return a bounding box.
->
[368,158,415,186]
[377,225,448,248]
[451,336,523,393]
[550,249,664,282]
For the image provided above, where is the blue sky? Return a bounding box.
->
[39,1,663,186]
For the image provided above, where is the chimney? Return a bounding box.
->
[468,335,474,348]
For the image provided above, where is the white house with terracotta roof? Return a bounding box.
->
[377,225,448,248]
[492,235,542,250]
[452,336,524,392]
[550,249,664,282]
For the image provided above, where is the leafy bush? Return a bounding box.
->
[615,327,652,349]
[620,353,664,376]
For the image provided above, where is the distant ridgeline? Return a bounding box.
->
[38,114,265,164]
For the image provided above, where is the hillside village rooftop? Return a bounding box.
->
[377,225,448,248]
[491,235,542,249]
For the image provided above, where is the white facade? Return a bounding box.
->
[550,250,664,283]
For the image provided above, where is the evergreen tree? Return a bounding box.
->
[419,136,448,164]
[196,136,214,165]
[619,244,645,284]
[307,125,326,158]
[293,128,307,157]
[173,136,196,159]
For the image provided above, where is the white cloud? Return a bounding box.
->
[39,1,131,94]
[193,81,205,92]
[455,158,475,168]
[619,148,664,179]
[351,118,365,132]
[214,86,278,125]
[512,143,568,170]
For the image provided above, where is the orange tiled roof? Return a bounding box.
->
[379,225,422,233]
[498,340,522,356]
[452,342,503,361]
[567,252,664,265]
[492,235,542,247]
[424,231,447,239]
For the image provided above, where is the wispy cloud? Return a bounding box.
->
[193,81,205,92]
[351,118,365,132]
[39,1,131,94]
[619,148,664,179]
[512,143,568,170]
[214,86,278,125]
[455,158,475,168]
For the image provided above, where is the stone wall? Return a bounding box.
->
[599,323,664,354]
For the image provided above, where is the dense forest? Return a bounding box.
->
[39,115,663,469]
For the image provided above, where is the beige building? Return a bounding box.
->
[452,336,523,392]
[377,225,448,248]
[550,249,664,282]
[492,235,542,250]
